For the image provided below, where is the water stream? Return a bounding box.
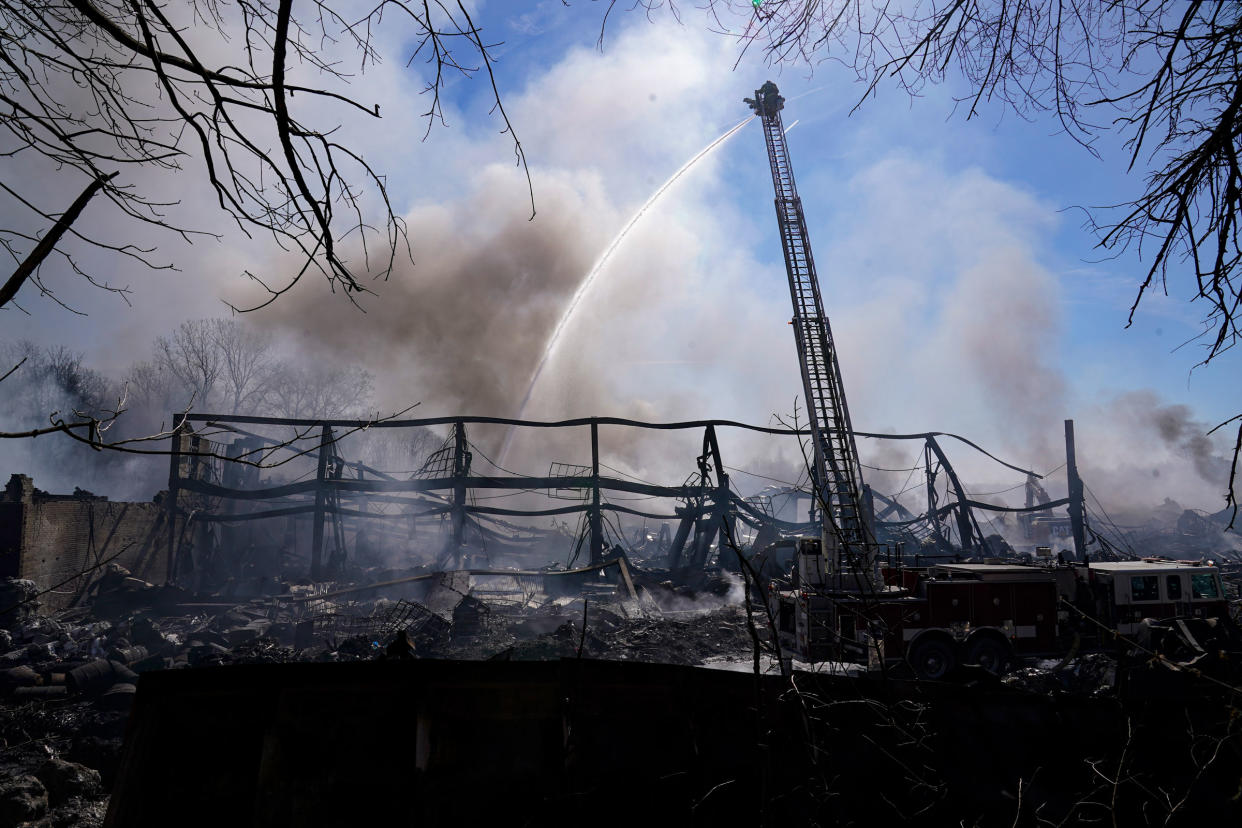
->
[498,115,756,465]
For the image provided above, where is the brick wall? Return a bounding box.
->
[1,476,171,611]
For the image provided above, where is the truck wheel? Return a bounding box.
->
[908,638,956,681]
[963,635,1010,674]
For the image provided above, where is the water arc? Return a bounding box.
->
[498,115,755,465]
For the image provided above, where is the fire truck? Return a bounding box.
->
[745,81,1235,679]
[769,547,1231,678]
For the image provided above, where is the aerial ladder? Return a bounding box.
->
[745,82,875,596]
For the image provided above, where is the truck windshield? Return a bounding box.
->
[1191,573,1220,599]
[1166,575,1182,600]
[1130,575,1159,602]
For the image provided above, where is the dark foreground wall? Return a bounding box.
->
[104,659,803,827]
[103,659,1241,827]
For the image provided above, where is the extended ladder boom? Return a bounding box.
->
[745,82,869,566]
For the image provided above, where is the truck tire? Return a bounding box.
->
[962,634,1010,675]
[908,637,956,681]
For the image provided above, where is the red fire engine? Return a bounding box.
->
[769,544,1230,679]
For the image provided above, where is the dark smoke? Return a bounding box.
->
[261,166,611,421]
[1142,394,1230,484]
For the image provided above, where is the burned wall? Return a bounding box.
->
[1,475,169,611]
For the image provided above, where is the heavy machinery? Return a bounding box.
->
[747,82,1237,678]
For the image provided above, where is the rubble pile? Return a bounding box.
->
[0,565,766,825]
[1109,499,1242,562]
[1001,653,1116,695]
[1,610,125,827]
[427,603,756,663]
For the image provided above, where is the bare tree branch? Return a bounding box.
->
[0,171,117,307]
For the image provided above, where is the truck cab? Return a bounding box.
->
[1072,560,1229,636]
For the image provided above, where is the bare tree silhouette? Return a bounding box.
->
[0,0,531,311]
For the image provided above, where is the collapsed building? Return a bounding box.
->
[1,410,1238,826]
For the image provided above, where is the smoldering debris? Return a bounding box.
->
[0,560,760,822]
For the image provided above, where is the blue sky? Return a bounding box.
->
[1,2,1237,511]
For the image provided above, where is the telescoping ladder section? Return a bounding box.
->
[746,83,867,554]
